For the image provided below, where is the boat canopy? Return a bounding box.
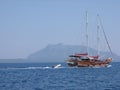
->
[90,55,99,59]
[69,53,88,57]
[69,53,99,60]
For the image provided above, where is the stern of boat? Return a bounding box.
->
[65,60,78,67]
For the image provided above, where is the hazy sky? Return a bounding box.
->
[0,0,120,59]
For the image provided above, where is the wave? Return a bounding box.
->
[107,65,112,68]
[6,66,52,70]
[92,65,112,68]
[0,65,112,70]
[0,66,51,70]
[0,66,66,70]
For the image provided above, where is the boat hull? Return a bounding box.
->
[66,58,112,67]
[66,60,78,67]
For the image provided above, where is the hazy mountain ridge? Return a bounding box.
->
[28,44,120,62]
[0,44,119,63]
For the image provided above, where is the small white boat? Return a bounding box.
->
[52,64,61,68]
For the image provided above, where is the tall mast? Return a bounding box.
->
[97,14,100,56]
[86,11,89,54]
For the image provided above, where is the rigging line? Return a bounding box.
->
[98,15,113,56]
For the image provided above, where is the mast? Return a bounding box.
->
[86,11,89,54]
[97,14,100,56]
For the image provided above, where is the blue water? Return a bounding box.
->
[0,62,120,90]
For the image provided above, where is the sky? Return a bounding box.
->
[0,0,120,59]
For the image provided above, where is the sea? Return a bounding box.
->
[0,62,120,90]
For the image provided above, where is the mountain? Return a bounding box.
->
[27,44,120,62]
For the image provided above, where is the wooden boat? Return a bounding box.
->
[66,53,112,67]
[66,12,112,67]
